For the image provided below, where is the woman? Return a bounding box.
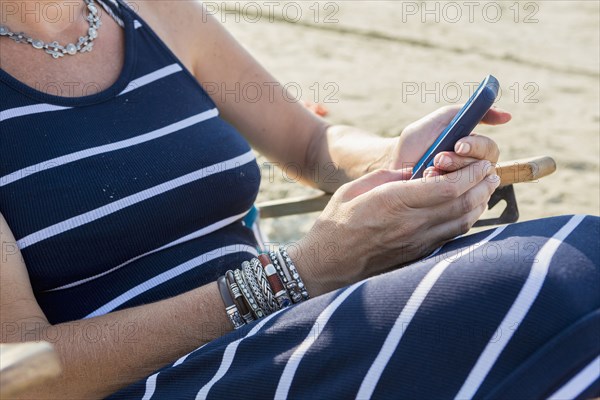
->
[1,0,598,398]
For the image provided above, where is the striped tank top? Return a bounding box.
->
[0,0,261,324]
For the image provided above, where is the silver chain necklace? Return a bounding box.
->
[0,0,101,59]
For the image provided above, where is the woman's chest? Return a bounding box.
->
[0,16,124,98]
[0,76,261,291]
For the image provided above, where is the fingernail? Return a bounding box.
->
[490,174,500,187]
[456,142,470,154]
[424,168,435,178]
[438,155,451,168]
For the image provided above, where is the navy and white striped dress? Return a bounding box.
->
[1,1,598,399]
[0,0,261,324]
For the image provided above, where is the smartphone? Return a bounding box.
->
[410,75,500,180]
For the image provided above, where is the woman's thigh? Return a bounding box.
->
[111,215,600,400]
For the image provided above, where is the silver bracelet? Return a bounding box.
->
[269,250,290,286]
[275,249,303,304]
[260,254,292,309]
[280,246,310,302]
[217,276,245,330]
[276,250,293,282]
[242,261,271,316]
[226,305,245,330]
[234,268,264,319]
[270,250,300,303]
[250,258,278,313]
[227,272,255,324]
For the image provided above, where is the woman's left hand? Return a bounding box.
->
[389,105,512,176]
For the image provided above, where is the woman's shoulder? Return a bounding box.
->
[134,0,205,22]
[132,0,208,72]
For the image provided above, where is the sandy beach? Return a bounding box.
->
[213,1,600,241]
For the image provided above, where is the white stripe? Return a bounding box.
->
[133,20,143,29]
[86,244,258,318]
[0,63,182,123]
[141,373,159,400]
[424,243,444,260]
[174,342,208,369]
[0,104,69,122]
[119,64,181,95]
[356,226,507,400]
[196,310,284,400]
[1,108,217,187]
[17,150,255,249]
[275,281,366,399]
[97,0,124,28]
[173,346,202,368]
[547,355,600,400]
[141,342,208,397]
[45,209,250,291]
[455,215,586,400]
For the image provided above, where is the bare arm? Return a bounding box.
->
[0,213,224,399]
[0,5,395,398]
[139,3,513,195]
[138,2,395,193]
[0,5,512,397]
[0,212,329,399]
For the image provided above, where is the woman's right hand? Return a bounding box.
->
[289,160,500,295]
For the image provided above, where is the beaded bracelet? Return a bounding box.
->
[268,250,288,283]
[269,250,304,303]
[280,246,310,301]
[274,249,303,303]
[234,268,265,319]
[275,250,293,282]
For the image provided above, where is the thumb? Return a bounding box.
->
[340,168,412,200]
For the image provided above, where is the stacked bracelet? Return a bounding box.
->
[217,276,245,330]
[269,250,290,286]
[225,270,254,324]
[271,248,302,303]
[242,261,271,316]
[250,258,278,313]
[218,250,310,329]
[280,246,310,302]
[234,268,265,319]
[258,254,291,309]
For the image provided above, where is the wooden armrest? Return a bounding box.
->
[257,193,333,219]
[257,156,556,219]
[0,342,62,398]
[496,156,556,187]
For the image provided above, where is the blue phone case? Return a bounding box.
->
[410,75,500,180]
